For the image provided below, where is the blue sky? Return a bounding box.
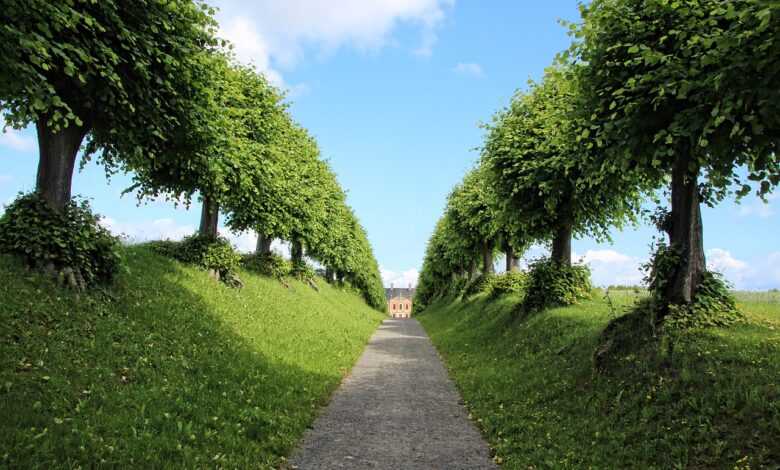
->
[1,1,778,289]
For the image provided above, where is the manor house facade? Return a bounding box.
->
[386,284,415,319]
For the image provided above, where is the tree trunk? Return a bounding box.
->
[468,259,476,280]
[662,154,706,308]
[256,232,273,255]
[291,239,303,264]
[506,245,519,272]
[551,221,573,267]
[482,241,495,275]
[325,267,334,283]
[35,120,89,211]
[199,196,219,239]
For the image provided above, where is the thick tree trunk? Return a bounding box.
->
[482,241,495,275]
[35,120,89,211]
[551,207,574,266]
[663,154,706,307]
[256,232,273,255]
[291,239,303,264]
[199,196,219,239]
[505,245,519,272]
[468,259,476,280]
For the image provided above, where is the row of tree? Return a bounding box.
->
[417,0,779,319]
[0,0,385,309]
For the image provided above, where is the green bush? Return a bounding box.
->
[291,260,316,283]
[0,192,121,288]
[462,273,494,299]
[151,234,241,287]
[242,252,292,279]
[485,271,528,299]
[521,258,592,313]
[643,242,742,328]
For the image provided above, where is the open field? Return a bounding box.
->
[0,246,384,468]
[419,290,780,469]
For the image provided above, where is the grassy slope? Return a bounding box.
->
[419,290,780,469]
[0,246,384,468]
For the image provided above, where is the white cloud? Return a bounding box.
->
[214,0,454,85]
[575,249,645,287]
[100,217,195,243]
[219,16,284,86]
[453,62,484,78]
[738,200,774,219]
[0,127,36,152]
[707,248,748,272]
[381,266,419,288]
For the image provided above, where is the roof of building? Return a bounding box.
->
[385,287,416,301]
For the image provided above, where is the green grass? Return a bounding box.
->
[419,289,780,469]
[0,245,384,468]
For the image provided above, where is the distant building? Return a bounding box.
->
[386,283,415,319]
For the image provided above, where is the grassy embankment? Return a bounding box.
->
[419,288,780,469]
[0,245,384,468]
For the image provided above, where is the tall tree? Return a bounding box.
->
[446,167,500,275]
[575,0,780,309]
[482,66,640,267]
[0,0,219,211]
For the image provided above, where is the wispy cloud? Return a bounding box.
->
[381,266,419,288]
[214,0,454,87]
[453,62,485,78]
[738,200,774,219]
[0,127,36,152]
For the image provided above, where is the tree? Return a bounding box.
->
[446,167,500,275]
[574,0,780,309]
[0,0,219,211]
[482,66,640,267]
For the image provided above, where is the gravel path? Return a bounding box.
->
[290,318,497,470]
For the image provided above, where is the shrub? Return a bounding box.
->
[643,241,741,328]
[462,273,494,299]
[242,253,291,279]
[485,271,528,299]
[521,258,592,313]
[151,234,242,287]
[291,260,316,283]
[0,192,122,288]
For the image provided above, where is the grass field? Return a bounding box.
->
[419,289,780,469]
[0,246,384,468]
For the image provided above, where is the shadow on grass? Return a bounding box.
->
[0,249,343,468]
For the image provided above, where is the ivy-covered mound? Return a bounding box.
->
[594,243,743,373]
[242,252,291,280]
[520,258,592,313]
[645,241,742,329]
[0,193,121,289]
[485,271,528,299]
[150,234,242,288]
[462,273,495,299]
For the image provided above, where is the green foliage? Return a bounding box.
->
[0,193,121,287]
[642,241,743,329]
[0,0,220,174]
[521,258,592,313]
[0,246,384,468]
[462,274,494,299]
[151,234,241,287]
[574,0,780,203]
[485,272,528,299]
[291,261,316,283]
[420,292,780,468]
[242,253,292,280]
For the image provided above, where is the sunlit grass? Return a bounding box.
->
[419,289,780,468]
[0,245,384,468]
